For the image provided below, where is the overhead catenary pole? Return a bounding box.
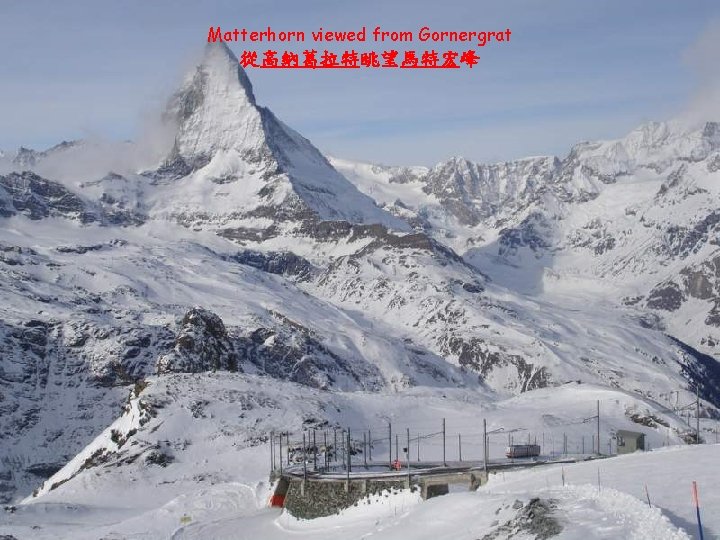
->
[302,432,307,479]
[270,430,275,472]
[458,433,462,462]
[324,431,328,471]
[347,428,352,474]
[346,429,351,487]
[286,432,290,465]
[406,427,411,485]
[313,429,317,471]
[483,419,488,475]
[417,432,420,462]
[395,434,399,462]
[363,432,367,467]
[342,429,347,470]
[334,429,338,468]
[388,422,392,469]
[368,429,372,462]
[597,400,601,455]
[279,433,283,475]
[442,418,446,466]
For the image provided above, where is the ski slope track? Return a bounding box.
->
[0,41,719,538]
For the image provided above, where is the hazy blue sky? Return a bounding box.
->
[1,0,719,165]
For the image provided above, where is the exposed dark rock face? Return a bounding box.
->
[482,498,562,540]
[0,171,95,223]
[230,250,315,281]
[646,282,685,311]
[669,336,720,408]
[236,314,383,391]
[567,218,617,255]
[156,308,239,374]
[646,252,720,317]
[448,336,550,392]
[0,315,173,503]
[498,212,553,259]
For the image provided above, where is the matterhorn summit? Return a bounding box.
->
[152,41,404,230]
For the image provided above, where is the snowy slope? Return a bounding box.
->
[0,372,712,539]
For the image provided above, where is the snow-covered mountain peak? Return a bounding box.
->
[164,42,264,168]
[147,42,407,230]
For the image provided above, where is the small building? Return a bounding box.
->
[616,430,645,454]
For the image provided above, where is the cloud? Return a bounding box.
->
[680,18,720,124]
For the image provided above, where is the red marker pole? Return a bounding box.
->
[692,481,705,540]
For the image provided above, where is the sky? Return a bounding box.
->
[1,0,719,166]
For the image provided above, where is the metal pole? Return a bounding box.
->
[270,430,274,472]
[346,429,351,486]
[458,433,462,462]
[313,430,317,471]
[388,422,392,469]
[395,434,399,462]
[334,429,338,468]
[347,428,352,473]
[417,433,420,462]
[286,432,290,465]
[342,429,346,470]
[442,418,446,466]
[597,400,601,455]
[279,433,283,475]
[483,419,488,475]
[368,429,372,462]
[406,427,411,486]
[363,432,367,467]
[696,385,701,444]
[324,431,328,471]
[302,432,307,479]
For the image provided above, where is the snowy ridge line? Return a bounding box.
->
[25,392,147,501]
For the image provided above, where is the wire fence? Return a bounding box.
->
[269,416,615,475]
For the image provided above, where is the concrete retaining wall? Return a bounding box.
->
[283,477,409,519]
